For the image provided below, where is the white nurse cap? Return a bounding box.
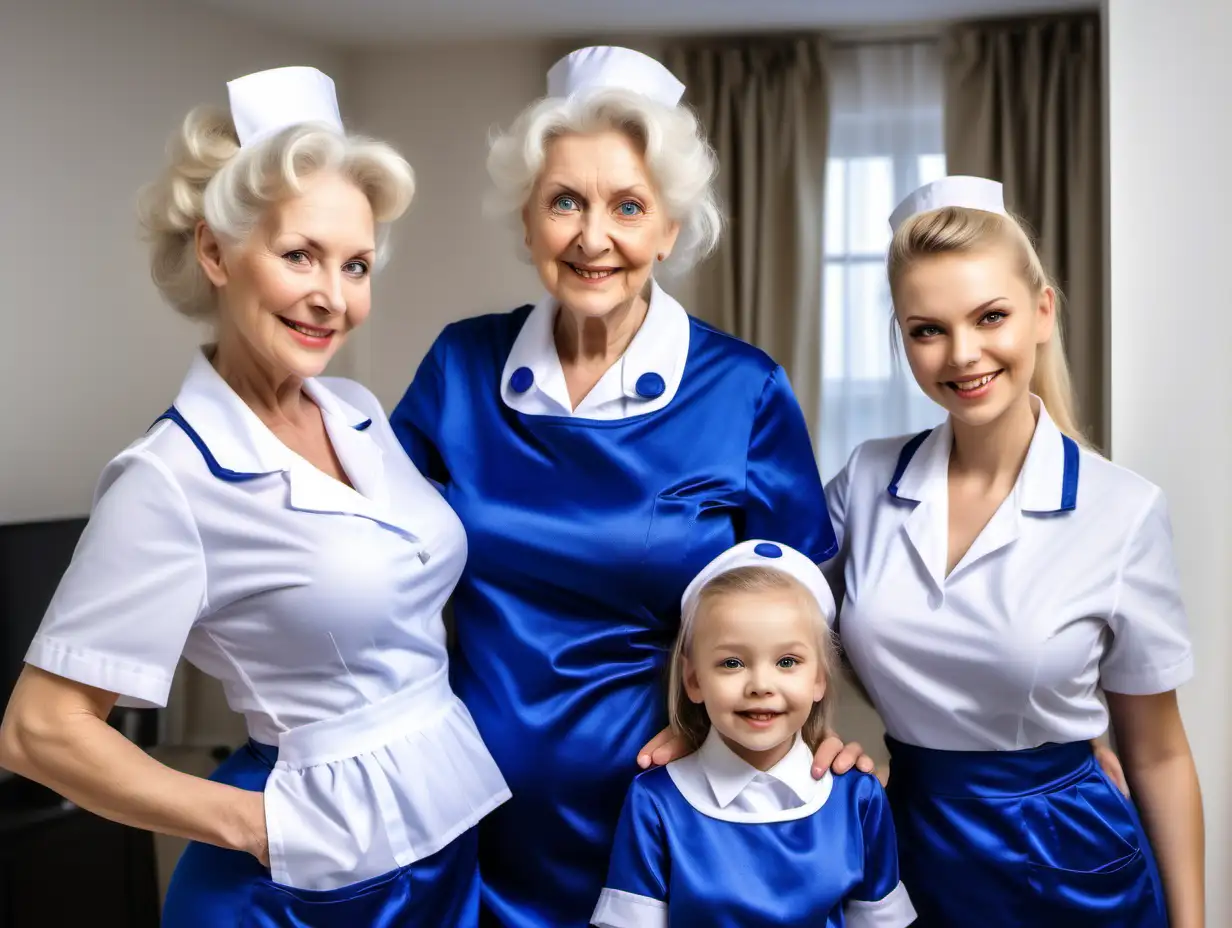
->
[681,540,837,627]
[889,175,1007,234]
[546,46,686,107]
[227,66,344,149]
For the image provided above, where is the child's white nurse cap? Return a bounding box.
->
[681,539,837,628]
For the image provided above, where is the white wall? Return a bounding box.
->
[1105,0,1232,919]
[0,0,344,524]
[341,41,553,409]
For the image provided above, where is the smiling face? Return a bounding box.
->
[683,585,827,770]
[197,170,376,382]
[893,245,1055,430]
[523,130,679,319]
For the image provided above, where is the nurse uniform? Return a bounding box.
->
[828,189,1191,928]
[592,541,917,928]
[24,67,508,927]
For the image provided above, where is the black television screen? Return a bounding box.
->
[0,517,89,708]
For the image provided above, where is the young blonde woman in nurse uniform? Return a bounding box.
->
[824,176,1205,927]
[0,67,508,926]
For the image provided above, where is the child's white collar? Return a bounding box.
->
[666,727,834,824]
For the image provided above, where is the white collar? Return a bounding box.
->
[499,279,690,420]
[159,349,427,542]
[666,727,833,824]
[888,396,1080,514]
[169,348,374,479]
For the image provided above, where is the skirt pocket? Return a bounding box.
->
[1021,769,1166,925]
[245,866,411,928]
[244,827,479,928]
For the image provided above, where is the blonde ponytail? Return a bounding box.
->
[887,207,1090,446]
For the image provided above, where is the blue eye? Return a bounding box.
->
[618,201,643,217]
[344,260,370,277]
[778,657,799,669]
[285,250,310,265]
[911,324,943,339]
[981,311,1006,325]
[553,196,578,211]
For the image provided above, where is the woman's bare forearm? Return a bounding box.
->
[1108,690,1204,928]
[1125,750,1204,928]
[0,667,264,859]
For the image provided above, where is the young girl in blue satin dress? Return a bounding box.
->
[592,541,917,928]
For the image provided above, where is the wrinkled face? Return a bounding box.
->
[893,246,1054,429]
[523,130,679,318]
[198,171,376,380]
[684,588,826,769]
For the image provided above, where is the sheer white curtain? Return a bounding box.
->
[819,41,947,482]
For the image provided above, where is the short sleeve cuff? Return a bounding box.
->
[845,881,917,928]
[591,888,668,928]
[24,635,173,708]
[1101,650,1195,696]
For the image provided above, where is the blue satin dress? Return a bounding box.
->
[391,306,835,928]
[599,767,904,927]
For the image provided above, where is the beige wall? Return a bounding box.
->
[0,0,346,525]
[1105,0,1232,919]
[342,40,554,409]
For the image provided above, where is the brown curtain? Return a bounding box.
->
[664,38,829,439]
[943,14,1105,446]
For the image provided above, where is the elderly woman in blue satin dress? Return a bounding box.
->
[0,67,508,927]
[390,46,870,928]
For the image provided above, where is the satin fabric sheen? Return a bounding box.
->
[391,308,834,927]
[602,767,902,926]
[886,737,1168,927]
[161,741,481,927]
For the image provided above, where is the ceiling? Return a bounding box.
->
[182,0,1097,46]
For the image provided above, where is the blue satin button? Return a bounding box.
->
[754,543,783,559]
[510,367,534,393]
[635,372,666,399]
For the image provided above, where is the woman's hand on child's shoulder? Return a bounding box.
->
[812,733,877,780]
[635,726,879,780]
[637,726,689,769]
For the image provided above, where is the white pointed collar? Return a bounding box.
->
[499,279,690,420]
[887,397,1080,514]
[157,349,429,542]
[666,727,833,823]
[167,348,374,481]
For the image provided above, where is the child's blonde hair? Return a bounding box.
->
[887,206,1090,446]
[668,566,839,753]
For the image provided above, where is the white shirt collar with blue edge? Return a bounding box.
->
[887,396,1080,514]
[158,348,427,540]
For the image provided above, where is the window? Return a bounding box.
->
[819,41,947,482]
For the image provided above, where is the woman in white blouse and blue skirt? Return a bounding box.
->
[825,176,1205,926]
[0,67,508,926]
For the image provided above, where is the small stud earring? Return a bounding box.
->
[657,253,665,262]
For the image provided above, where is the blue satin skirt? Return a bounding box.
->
[161,741,480,927]
[885,737,1167,927]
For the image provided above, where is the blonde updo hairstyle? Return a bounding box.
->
[138,106,415,319]
[485,88,723,275]
[887,207,1088,445]
[667,566,839,754]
